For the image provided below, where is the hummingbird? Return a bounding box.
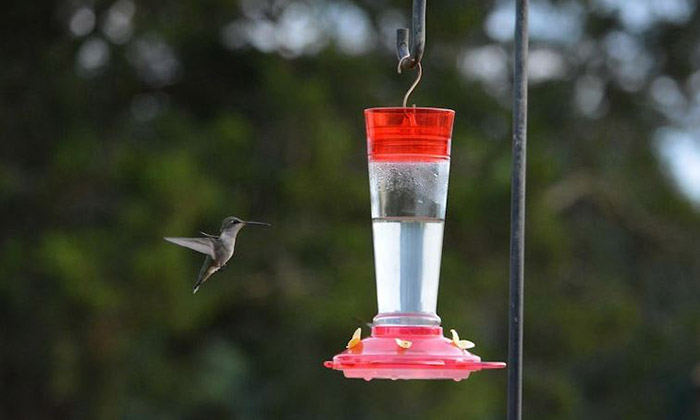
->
[164,216,270,294]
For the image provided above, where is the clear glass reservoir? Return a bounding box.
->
[365,108,455,326]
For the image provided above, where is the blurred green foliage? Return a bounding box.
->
[1,0,699,419]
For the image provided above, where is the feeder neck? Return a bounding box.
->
[373,312,441,326]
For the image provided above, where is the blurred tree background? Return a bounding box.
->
[1,0,699,418]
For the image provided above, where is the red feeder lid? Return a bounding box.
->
[365,107,455,162]
[324,326,505,381]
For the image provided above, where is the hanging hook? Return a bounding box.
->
[396,0,426,106]
[399,60,422,107]
[396,0,426,71]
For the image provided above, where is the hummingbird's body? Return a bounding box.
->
[164,216,270,293]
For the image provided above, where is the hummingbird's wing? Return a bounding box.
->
[164,237,216,258]
[199,231,219,239]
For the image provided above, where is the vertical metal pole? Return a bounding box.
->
[508,1,528,420]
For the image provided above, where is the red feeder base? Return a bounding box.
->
[324,325,505,381]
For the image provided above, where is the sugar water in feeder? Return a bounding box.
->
[368,107,451,327]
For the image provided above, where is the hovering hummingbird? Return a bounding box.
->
[164,216,270,294]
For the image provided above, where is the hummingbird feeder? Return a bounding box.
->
[324,0,505,381]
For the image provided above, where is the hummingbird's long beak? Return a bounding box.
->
[244,220,270,226]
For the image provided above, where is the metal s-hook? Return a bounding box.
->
[398,60,422,107]
[396,0,426,107]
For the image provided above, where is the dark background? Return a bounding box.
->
[1,0,699,418]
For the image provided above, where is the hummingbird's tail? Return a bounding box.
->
[193,256,217,294]
[193,271,213,294]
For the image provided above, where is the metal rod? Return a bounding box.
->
[508,1,528,420]
[396,0,426,70]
